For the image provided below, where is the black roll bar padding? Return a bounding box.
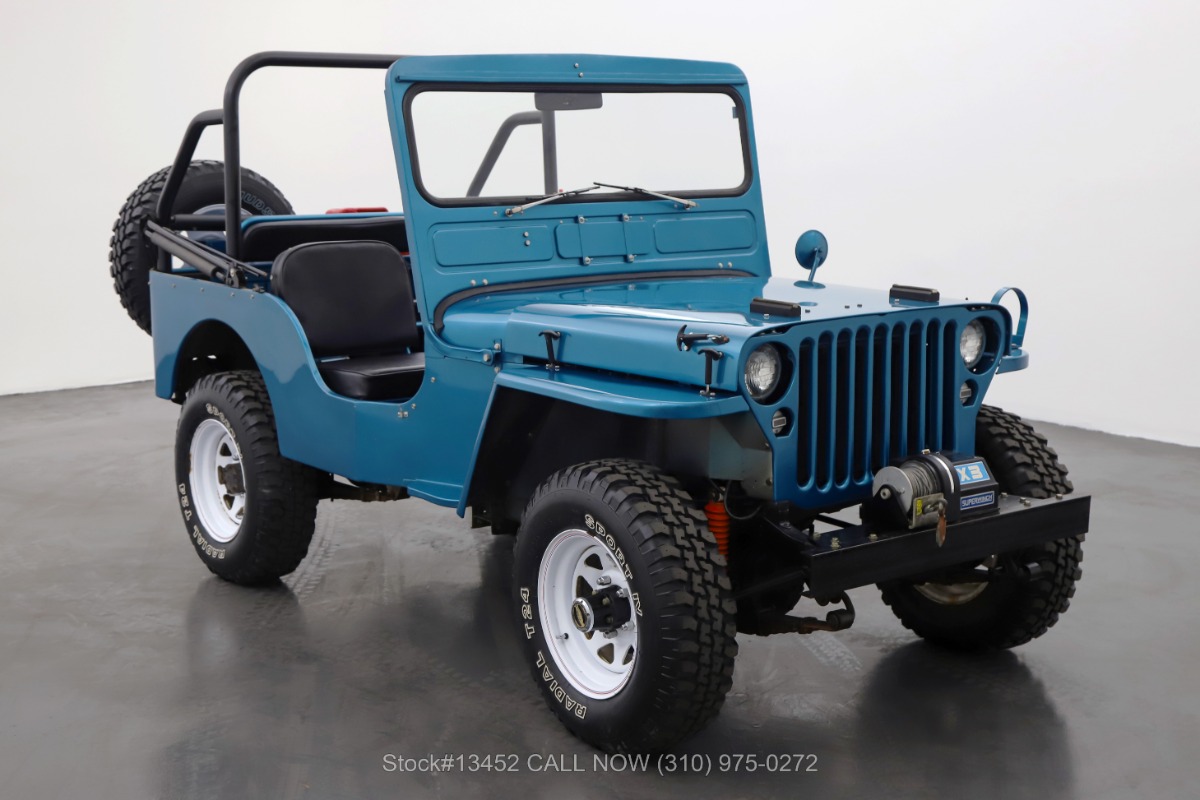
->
[144,220,269,287]
[221,52,403,259]
[465,111,543,198]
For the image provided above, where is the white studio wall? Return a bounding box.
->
[1,0,1196,445]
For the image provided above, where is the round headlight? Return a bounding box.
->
[745,345,782,401]
[959,319,986,368]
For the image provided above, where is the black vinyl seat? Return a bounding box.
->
[244,215,408,263]
[270,240,424,401]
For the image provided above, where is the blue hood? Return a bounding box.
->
[439,275,999,393]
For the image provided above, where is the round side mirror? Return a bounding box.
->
[795,230,829,282]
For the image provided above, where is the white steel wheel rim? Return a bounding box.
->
[914,556,997,605]
[538,528,638,699]
[189,418,246,544]
[914,581,989,605]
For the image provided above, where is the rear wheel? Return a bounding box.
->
[175,370,321,585]
[879,406,1083,650]
[109,160,292,333]
[513,460,738,752]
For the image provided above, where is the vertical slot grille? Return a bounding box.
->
[796,317,958,491]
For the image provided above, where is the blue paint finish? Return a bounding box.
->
[735,304,1011,508]
[496,364,748,419]
[152,272,360,471]
[384,60,771,330]
[577,222,627,257]
[389,54,747,86]
[151,272,495,507]
[149,52,1036,520]
[991,286,1031,373]
[433,225,553,266]
[653,215,756,253]
[554,220,657,260]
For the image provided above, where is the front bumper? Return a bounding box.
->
[803,493,1091,596]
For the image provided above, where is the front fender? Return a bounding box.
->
[456,365,759,517]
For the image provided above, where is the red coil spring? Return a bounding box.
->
[704,500,731,559]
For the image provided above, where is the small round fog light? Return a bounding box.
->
[960,381,975,406]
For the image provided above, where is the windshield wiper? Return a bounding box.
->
[506,185,601,216]
[593,181,698,209]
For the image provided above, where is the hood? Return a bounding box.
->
[438,274,981,392]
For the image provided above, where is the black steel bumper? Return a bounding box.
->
[804,494,1091,596]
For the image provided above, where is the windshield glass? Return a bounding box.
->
[407,87,748,204]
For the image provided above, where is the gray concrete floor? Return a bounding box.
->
[1,382,1197,799]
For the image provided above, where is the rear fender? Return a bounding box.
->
[151,271,357,471]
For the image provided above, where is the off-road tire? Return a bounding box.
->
[175,370,320,585]
[109,160,293,334]
[879,405,1083,650]
[513,459,738,753]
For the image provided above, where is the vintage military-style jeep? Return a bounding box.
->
[110,51,1089,753]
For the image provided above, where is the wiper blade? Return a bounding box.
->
[506,184,601,216]
[593,181,698,209]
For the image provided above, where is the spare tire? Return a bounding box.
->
[108,160,293,334]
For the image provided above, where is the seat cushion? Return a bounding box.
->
[318,353,426,401]
[270,240,418,358]
[243,216,408,262]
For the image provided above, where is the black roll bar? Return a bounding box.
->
[465,109,560,198]
[155,109,223,224]
[465,111,542,198]
[153,51,403,268]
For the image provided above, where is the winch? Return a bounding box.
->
[867,452,1000,537]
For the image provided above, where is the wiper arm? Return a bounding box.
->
[506,184,601,216]
[592,181,698,209]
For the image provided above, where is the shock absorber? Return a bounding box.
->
[704,497,731,559]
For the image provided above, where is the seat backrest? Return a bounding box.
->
[270,241,418,358]
[243,216,408,263]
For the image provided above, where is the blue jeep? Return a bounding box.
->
[110,52,1089,753]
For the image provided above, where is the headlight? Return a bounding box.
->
[959,320,986,368]
[745,345,782,401]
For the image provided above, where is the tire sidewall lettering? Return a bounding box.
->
[240,191,274,215]
[535,649,588,719]
[583,512,635,584]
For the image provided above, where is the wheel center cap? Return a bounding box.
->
[571,587,632,634]
[217,464,245,494]
[571,598,595,632]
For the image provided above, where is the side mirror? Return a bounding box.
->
[794,230,829,284]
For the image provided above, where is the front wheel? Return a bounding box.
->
[175,371,321,585]
[513,460,738,752]
[879,405,1084,650]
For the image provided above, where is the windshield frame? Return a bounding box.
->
[401,82,753,209]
